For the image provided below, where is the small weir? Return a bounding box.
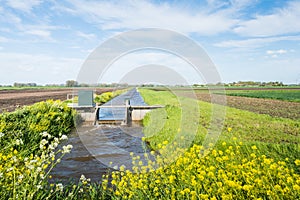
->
[98,88,163,124]
[51,88,160,183]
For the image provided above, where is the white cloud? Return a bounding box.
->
[0,36,10,42]
[25,29,51,39]
[215,35,300,48]
[63,0,238,35]
[265,49,289,59]
[0,11,22,24]
[234,1,300,36]
[266,49,287,55]
[76,31,96,40]
[6,0,41,13]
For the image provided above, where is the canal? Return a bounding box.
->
[51,88,149,183]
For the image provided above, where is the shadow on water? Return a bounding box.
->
[50,122,149,183]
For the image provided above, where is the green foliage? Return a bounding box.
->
[0,100,76,199]
[94,90,126,104]
[0,100,75,155]
[95,92,113,104]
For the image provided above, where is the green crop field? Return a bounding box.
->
[224,89,300,102]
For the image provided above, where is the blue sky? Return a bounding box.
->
[0,0,299,85]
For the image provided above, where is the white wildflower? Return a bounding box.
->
[30,159,37,164]
[12,156,18,162]
[40,139,48,149]
[49,152,54,158]
[15,139,23,146]
[60,135,68,140]
[48,144,55,151]
[54,137,59,143]
[18,175,24,180]
[56,183,64,192]
[62,144,73,154]
[40,174,45,179]
[0,132,4,138]
[41,132,49,137]
[7,167,13,172]
[40,139,48,145]
[37,185,43,190]
[80,174,86,182]
[27,164,34,170]
[36,167,42,173]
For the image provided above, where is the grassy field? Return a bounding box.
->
[91,88,300,199]
[114,88,299,199]
[177,88,300,120]
[223,89,300,102]
[140,89,300,158]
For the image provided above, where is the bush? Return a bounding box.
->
[0,100,74,155]
[0,100,75,199]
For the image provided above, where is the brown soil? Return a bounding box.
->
[179,91,300,120]
[0,88,112,113]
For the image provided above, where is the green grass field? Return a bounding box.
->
[140,89,300,158]
[224,89,300,102]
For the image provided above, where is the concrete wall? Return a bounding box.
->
[131,109,151,121]
[79,112,96,122]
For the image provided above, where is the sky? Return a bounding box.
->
[0,0,300,85]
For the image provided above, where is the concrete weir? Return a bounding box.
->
[68,88,163,125]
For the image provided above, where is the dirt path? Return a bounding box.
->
[179,91,300,120]
[0,88,112,113]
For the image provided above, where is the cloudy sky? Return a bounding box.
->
[0,0,299,85]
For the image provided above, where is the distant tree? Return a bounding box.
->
[13,82,37,87]
[66,80,79,87]
[79,83,90,87]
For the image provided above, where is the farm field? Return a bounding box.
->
[0,87,299,199]
[223,89,300,102]
[177,88,300,120]
[0,88,114,113]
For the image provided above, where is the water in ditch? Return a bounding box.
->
[50,88,149,183]
[50,123,148,183]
